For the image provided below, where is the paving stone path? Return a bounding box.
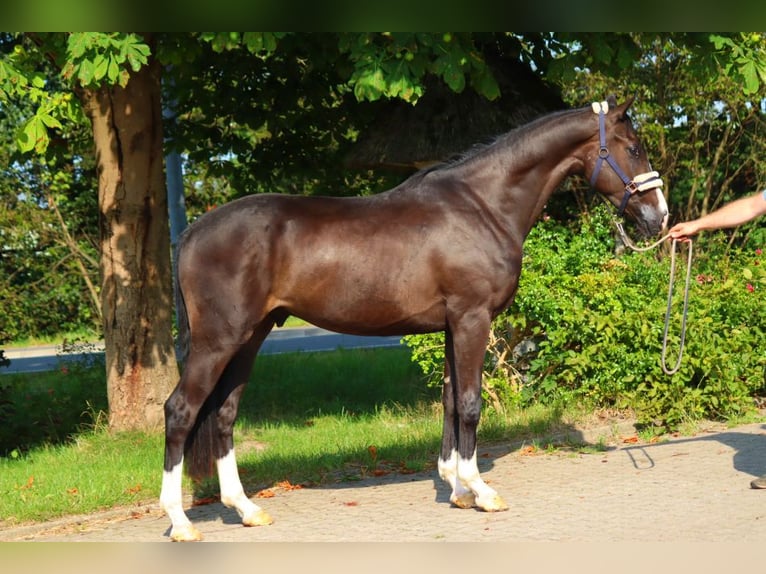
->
[4,418,766,543]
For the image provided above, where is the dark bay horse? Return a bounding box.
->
[160,96,668,541]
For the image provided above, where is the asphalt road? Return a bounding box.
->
[1,326,404,375]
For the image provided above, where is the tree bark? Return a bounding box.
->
[80,52,178,431]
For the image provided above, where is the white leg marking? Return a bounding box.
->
[457,450,508,512]
[438,449,475,508]
[217,450,273,526]
[160,460,202,541]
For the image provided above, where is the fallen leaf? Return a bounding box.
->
[192,496,219,506]
[343,501,359,506]
[622,436,639,444]
[275,480,303,491]
[67,487,78,495]
[19,476,34,490]
[125,484,142,495]
[256,489,276,498]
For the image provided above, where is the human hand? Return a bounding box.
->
[667,221,699,242]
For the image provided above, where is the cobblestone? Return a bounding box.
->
[3,419,766,542]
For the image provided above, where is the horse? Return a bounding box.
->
[159,95,668,541]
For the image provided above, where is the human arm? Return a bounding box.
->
[668,190,766,240]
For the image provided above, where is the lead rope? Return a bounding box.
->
[615,222,693,375]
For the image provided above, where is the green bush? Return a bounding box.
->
[405,207,765,431]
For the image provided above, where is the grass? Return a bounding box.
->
[0,346,594,527]
[279,316,311,329]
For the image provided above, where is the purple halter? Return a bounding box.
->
[588,101,663,216]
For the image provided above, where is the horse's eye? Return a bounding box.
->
[628,145,640,158]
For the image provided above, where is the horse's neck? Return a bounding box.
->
[469,113,593,238]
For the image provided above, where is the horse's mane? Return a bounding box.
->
[396,106,583,189]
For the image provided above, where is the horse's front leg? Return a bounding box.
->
[438,330,476,509]
[439,310,508,512]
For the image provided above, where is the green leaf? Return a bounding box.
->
[262,33,279,53]
[77,59,94,86]
[709,34,735,51]
[243,32,263,54]
[472,68,500,100]
[18,116,48,153]
[93,54,108,81]
[131,41,151,59]
[112,36,150,73]
[352,67,386,102]
[442,63,465,93]
[118,69,130,88]
[67,33,88,59]
[740,60,760,94]
[126,48,146,71]
[387,75,410,100]
[107,56,120,83]
[40,113,62,129]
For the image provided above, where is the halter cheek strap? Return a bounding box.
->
[589,100,664,216]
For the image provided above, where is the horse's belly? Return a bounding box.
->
[277,270,446,336]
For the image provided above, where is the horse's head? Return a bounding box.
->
[585,95,668,237]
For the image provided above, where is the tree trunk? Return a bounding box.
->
[80,54,179,431]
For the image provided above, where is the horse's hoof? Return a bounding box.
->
[170,524,203,542]
[476,493,509,512]
[243,509,274,527]
[450,491,476,509]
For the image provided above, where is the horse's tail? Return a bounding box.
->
[173,241,190,365]
[173,234,222,481]
[183,394,221,480]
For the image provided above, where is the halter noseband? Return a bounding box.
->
[588,100,663,216]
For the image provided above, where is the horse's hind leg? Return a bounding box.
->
[215,324,274,527]
[161,323,273,541]
[161,348,234,541]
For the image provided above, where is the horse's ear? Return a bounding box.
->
[606,94,618,108]
[612,95,636,118]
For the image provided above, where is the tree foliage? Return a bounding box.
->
[0,35,100,343]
